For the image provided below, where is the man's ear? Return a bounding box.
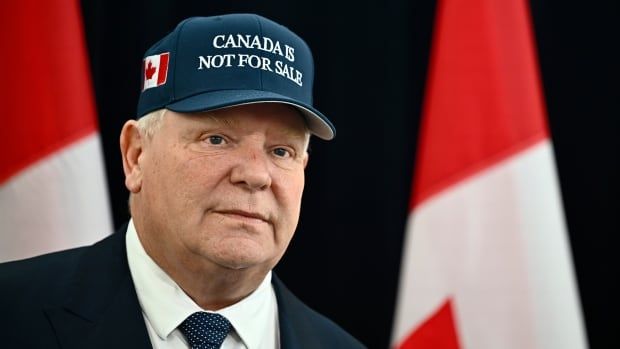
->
[120,120,144,193]
[303,152,309,169]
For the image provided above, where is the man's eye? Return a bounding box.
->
[206,135,225,145]
[273,147,292,158]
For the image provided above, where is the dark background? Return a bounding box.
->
[80,1,619,347]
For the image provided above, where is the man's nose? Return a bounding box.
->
[230,146,272,191]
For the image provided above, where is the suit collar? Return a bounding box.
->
[45,225,152,349]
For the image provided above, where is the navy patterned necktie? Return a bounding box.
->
[179,312,232,349]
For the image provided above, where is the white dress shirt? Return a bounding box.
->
[125,219,280,349]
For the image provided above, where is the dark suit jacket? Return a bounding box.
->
[0,227,365,348]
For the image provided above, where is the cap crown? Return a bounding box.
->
[138,14,310,112]
[137,14,334,139]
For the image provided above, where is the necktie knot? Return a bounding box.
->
[179,312,232,349]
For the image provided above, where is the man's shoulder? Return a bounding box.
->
[272,275,366,348]
[0,230,124,306]
[0,245,88,304]
[0,230,151,347]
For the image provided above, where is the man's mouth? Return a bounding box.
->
[216,210,269,224]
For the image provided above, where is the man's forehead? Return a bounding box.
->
[171,104,310,134]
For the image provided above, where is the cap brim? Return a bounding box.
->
[166,90,335,140]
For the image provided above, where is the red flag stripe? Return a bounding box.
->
[0,0,98,184]
[410,0,548,209]
[157,53,170,85]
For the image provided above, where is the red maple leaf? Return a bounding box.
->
[145,60,157,80]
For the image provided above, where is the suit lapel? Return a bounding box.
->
[273,275,322,349]
[44,226,152,349]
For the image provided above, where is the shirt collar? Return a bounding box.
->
[125,219,277,349]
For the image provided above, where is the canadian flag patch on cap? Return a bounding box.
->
[142,52,170,91]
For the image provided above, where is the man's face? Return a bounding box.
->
[130,103,309,274]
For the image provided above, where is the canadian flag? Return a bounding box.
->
[391,0,588,348]
[143,52,170,91]
[0,0,112,262]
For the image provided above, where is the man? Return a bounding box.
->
[0,14,365,348]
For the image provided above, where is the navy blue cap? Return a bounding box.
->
[137,14,335,140]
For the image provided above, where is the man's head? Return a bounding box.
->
[120,14,333,285]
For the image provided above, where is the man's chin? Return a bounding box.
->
[209,249,270,271]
